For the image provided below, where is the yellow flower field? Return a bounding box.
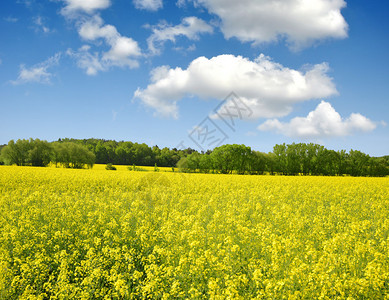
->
[0,166,388,299]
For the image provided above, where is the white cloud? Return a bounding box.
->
[147,17,213,55]
[34,16,50,33]
[134,54,337,118]
[103,36,141,68]
[59,1,141,74]
[176,0,186,8]
[66,46,104,75]
[11,53,61,84]
[4,16,19,23]
[173,44,197,54]
[258,101,376,138]
[78,16,142,61]
[69,16,141,74]
[78,16,117,41]
[187,44,196,51]
[61,0,111,16]
[188,0,348,49]
[133,0,162,11]
[16,0,33,7]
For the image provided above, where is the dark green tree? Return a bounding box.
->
[250,151,267,174]
[1,139,31,166]
[52,142,95,169]
[28,139,53,167]
[273,143,287,174]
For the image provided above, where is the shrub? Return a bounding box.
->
[105,163,117,170]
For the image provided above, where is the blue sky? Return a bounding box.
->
[0,0,388,156]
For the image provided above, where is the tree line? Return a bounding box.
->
[0,138,388,176]
[0,139,95,168]
[178,143,389,177]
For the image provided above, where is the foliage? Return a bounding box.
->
[56,138,186,167]
[0,166,388,298]
[52,142,95,169]
[179,143,389,177]
[105,163,117,170]
[0,139,95,169]
[128,165,147,172]
[1,139,52,167]
[1,138,388,176]
[176,157,189,172]
[211,144,252,174]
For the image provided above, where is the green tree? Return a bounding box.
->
[115,146,130,165]
[52,142,71,168]
[177,157,189,172]
[368,157,389,177]
[250,151,267,174]
[186,152,201,172]
[199,154,212,173]
[1,139,31,166]
[95,141,109,164]
[28,138,53,167]
[211,145,235,174]
[52,142,95,169]
[211,144,252,174]
[273,144,287,174]
[348,150,370,176]
[336,150,349,176]
[286,143,301,175]
[265,152,277,175]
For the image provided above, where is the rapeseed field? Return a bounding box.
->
[0,166,388,299]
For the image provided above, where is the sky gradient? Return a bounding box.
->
[1,0,388,156]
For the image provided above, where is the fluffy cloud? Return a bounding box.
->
[79,16,142,64]
[134,54,337,118]
[147,17,213,55]
[78,16,117,41]
[187,0,348,49]
[133,0,162,11]
[69,16,141,74]
[103,36,141,68]
[61,0,111,16]
[11,53,61,84]
[258,101,376,138]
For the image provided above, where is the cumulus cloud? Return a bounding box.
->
[78,15,117,41]
[187,0,348,49]
[61,0,111,16]
[133,0,162,11]
[147,17,213,55]
[79,16,142,65]
[11,53,61,84]
[134,54,337,118]
[258,101,376,138]
[103,36,141,68]
[68,16,141,74]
